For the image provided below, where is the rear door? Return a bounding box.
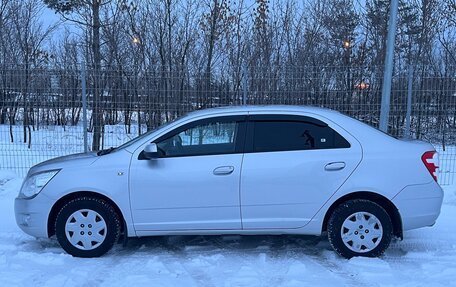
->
[240,114,362,229]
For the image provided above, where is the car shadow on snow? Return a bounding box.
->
[20,233,418,260]
[21,234,333,258]
[113,234,335,258]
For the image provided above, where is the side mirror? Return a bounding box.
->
[143,143,159,159]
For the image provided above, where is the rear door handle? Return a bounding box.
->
[325,162,346,171]
[213,166,234,175]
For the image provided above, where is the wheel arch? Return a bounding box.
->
[322,191,403,239]
[47,191,127,238]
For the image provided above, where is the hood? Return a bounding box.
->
[28,152,99,175]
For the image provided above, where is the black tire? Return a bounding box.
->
[327,199,393,259]
[55,197,121,258]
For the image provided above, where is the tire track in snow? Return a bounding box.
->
[210,235,290,286]
[285,235,367,287]
[156,236,218,287]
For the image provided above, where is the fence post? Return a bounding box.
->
[405,65,413,138]
[81,61,89,153]
[242,63,248,105]
[379,0,399,132]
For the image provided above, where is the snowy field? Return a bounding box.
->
[0,125,142,177]
[1,170,456,287]
[1,124,456,184]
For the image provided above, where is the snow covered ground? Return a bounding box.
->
[1,124,455,184]
[1,170,456,287]
[0,125,143,177]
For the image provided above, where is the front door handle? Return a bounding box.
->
[325,162,346,171]
[213,166,234,175]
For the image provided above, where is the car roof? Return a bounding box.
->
[186,105,339,118]
[183,105,394,144]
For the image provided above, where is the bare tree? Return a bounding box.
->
[9,0,56,148]
[44,0,117,150]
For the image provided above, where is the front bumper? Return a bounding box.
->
[14,193,54,238]
[392,181,444,231]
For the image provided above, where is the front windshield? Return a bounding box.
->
[115,116,183,150]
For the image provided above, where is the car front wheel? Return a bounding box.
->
[327,199,393,258]
[55,197,121,258]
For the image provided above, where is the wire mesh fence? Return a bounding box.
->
[1,65,455,184]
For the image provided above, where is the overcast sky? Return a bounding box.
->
[41,6,68,44]
[42,6,60,26]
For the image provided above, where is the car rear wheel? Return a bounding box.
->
[55,197,121,258]
[327,199,393,258]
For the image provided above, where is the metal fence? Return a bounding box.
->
[1,65,455,184]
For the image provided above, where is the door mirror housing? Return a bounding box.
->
[143,143,159,159]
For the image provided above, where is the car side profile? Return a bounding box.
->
[14,106,443,258]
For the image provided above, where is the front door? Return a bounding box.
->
[129,116,246,233]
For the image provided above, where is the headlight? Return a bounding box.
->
[19,170,60,199]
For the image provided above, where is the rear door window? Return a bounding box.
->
[250,116,350,153]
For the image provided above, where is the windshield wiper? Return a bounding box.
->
[97,147,115,156]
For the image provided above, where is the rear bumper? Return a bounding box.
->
[392,181,443,231]
[14,193,54,238]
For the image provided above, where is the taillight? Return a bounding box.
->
[421,151,439,182]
